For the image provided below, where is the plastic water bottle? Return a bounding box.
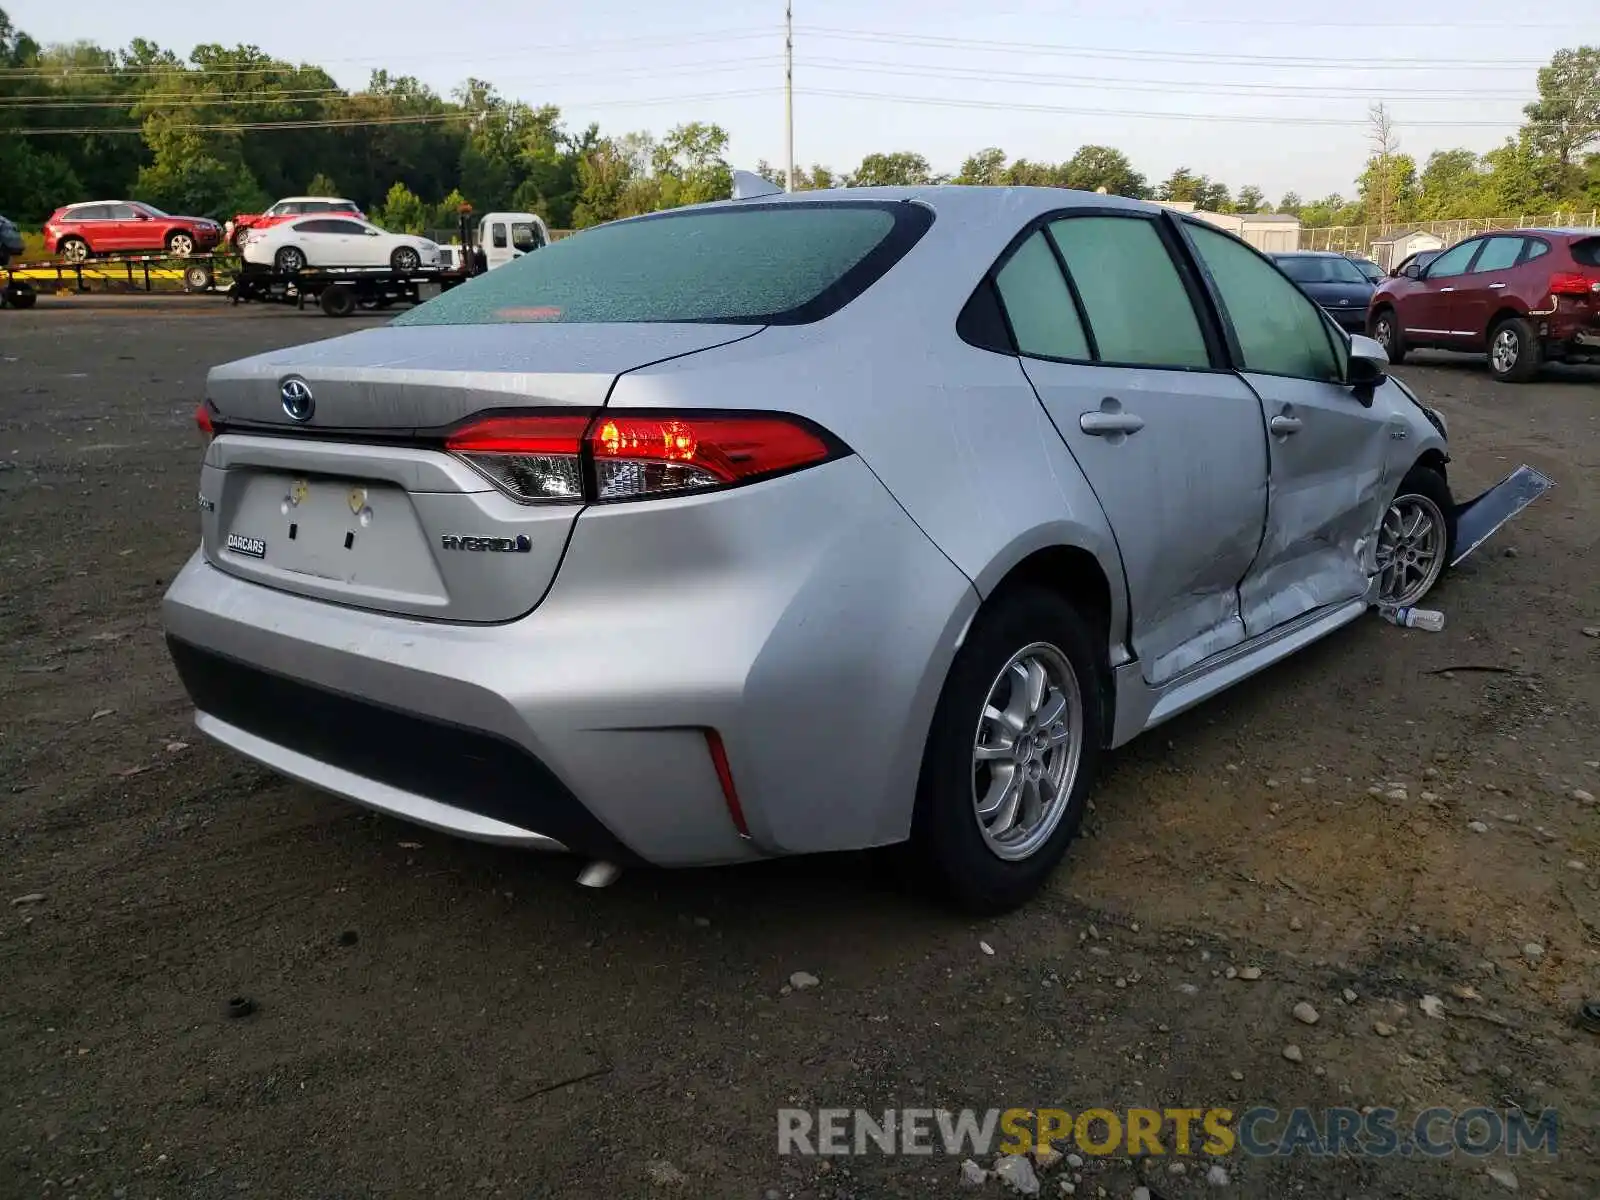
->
[1380,605,1445,632]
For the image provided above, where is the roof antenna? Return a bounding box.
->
[731,170,784,201]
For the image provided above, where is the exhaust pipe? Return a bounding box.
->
[576,860,621,889]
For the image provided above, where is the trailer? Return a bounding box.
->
[4,250,230,295]
[227,262,470,317]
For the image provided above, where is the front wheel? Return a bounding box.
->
[1375,466,1456,608]
[910,587,1105,913]
[1370,307,1407,364]
[1487,316,1542,383]
[390,246,420,274]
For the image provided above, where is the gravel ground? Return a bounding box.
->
[2,298,1598,1200]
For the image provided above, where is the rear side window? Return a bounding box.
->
[1186,224,1341,383]
[68,205,108,221]
[397,201,932,327]
[490,222,507,249]
[1047,216,1210,369]
[993,231,1090,360]
[1572,238,1600,268]
[1472,236,1523,272]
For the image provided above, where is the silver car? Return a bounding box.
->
[163,187,1455,912]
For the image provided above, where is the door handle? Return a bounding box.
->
[1488,282,1507,289]
[1437,287,1455,293]
[1079,410,1145,436]
[1269,415,1303,436]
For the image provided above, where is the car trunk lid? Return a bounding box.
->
[199,321,761,623]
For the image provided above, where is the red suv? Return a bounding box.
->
[44,201,223,262]
[1368,228,1600,382]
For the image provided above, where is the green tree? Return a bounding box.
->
[651,122,730,207]
[1277,191,1303,216]
[955,147,1008,185]
[1416,149,1488,219]
[1235,185,1266,212]
[1357,152,1418,225]
[850,151,935,187]
[1157,167,1205,204]
[1522,46,1600,172]
[305,172,339,196]
[1482,134,1563,213]
[1063,145,1145,197]
[1001,158,1066,187]
[374,181,427,233]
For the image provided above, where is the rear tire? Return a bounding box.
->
[910,587,1105,914]
[1370,307,1406,364]
[59,237,89,263]
[274,246,306,274]
[319,285,356,318]
[1487,316,1542,383]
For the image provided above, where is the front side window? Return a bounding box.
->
[266,203,290,216]
[106,204,139,220]
[398,201,928,327]
[1186,223,1341,382]
[993,231,1090,360]
[1047,216,1210,369]
[1424,240,1480,279]
[1471,236,1523,273]
[511,222,543,251]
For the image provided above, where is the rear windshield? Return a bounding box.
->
[1573,237,1600,268]
[393,200,931,327]
[1275,255,1366,284]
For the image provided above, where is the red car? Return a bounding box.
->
[1368,227,1600,382]
[228,196,366,248]
[45,201,223,262]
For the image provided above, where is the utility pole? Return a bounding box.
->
[784,1,795,192]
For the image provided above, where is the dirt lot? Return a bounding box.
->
[2,298,1598,1200]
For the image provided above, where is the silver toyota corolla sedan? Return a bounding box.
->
[163,186,1455,912]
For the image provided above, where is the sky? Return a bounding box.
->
[6,0,1590,202]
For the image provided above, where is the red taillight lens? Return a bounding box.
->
[589,414,833,502]
[445,413,590,503]
[195,402,214,443]
[444,411,840,505]
[1549,271,1600,296]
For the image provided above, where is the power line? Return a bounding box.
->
[5,87,783,134]
[796,86,1587,129]
[0,57,788,108]
[799,25,1552,70]
[800,55,1537,101]
[0,28,781,77]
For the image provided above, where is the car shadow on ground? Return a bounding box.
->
[1404,348,1600,384]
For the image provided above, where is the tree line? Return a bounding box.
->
[2,9,1595,234]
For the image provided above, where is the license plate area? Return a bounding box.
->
[220,471,446,599]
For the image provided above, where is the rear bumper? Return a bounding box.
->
[161,456,977,867]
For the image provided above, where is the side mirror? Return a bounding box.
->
[1401,261,1422,280]
[1347,333,1387,406]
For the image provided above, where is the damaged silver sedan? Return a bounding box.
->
[165,186,1532,914]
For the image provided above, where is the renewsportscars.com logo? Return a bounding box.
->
[777,1106,1559,1160]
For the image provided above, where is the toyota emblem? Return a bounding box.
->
[280,376,314,422]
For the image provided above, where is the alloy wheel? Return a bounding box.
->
[971,642,1083,862]
[1490,326,1520,376]
[1373,315,1393,347]
[1375,493,1446,606]
[169,234,194,257]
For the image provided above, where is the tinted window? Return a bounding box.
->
[1472,236,1523,272]
[490,222,508,249]
[1570,237,1599,267]
[1425,240,1479,279]
[1274,255,1367,284]
[1188,224,1341,382]
[293,219,340,234]
[325,220,370,235]
[1528,239,1556,264]
[68,205,108,221]
[993,231,1090,360]
[511,221,543,251]
[106,204,139,220]
[1047,216,1209,369]
[398,202,927,327]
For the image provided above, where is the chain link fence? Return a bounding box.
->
[1302,210,1600,260]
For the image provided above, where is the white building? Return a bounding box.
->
[1368,229,1445,271]
[1154,201,1302,252]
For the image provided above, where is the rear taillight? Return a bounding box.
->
[1549,271,1600,296]
[445,413,590,503]
[195,401,214,444]
[444,411,841,505]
